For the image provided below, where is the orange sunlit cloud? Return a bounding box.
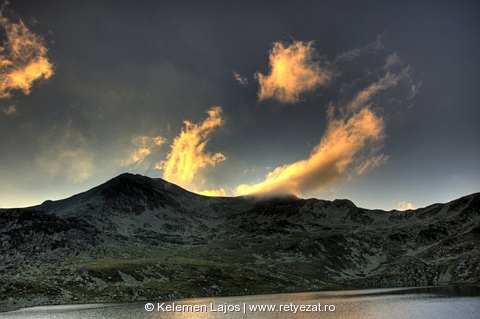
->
[156,106,226,192]
[0,12,53,99]
[255,40,331,103]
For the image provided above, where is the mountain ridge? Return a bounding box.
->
[1,173,479,311]
[31,173,478,213]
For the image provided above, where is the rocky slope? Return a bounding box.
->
[0,173,479,311]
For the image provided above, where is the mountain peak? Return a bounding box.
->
[36,173,181,215]
[98,173,173,201]
[107,172,160,184]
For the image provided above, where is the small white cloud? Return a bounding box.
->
[233,71,248,87]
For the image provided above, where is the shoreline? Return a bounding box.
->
[3,283,480,313]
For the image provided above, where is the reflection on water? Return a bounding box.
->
[1,286,479,319]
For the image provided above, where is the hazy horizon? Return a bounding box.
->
[1,171,478,212]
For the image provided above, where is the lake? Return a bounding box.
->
[1,286,479,319]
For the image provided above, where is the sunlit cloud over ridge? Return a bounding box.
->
[255,40,331,103]
[235,107,385,196]
[197,188,227,197]
[0,10,53,99]
[157,106,226,193]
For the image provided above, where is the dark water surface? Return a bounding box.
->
[1,286,479,319]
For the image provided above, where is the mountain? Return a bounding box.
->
[1,173,479,311]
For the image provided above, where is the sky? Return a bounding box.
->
[0,0,478,210]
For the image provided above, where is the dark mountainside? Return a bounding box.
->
[1,173,479,311]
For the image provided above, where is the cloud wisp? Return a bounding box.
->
[255,40,331,103]
[0,11,53,100]
[236,64,412,197]
[123,135,166,167]
[0,104,16,115]
[156,106,226,193]
[347,70,403,113]
[355,154,389,176]
[334,34,384,63]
